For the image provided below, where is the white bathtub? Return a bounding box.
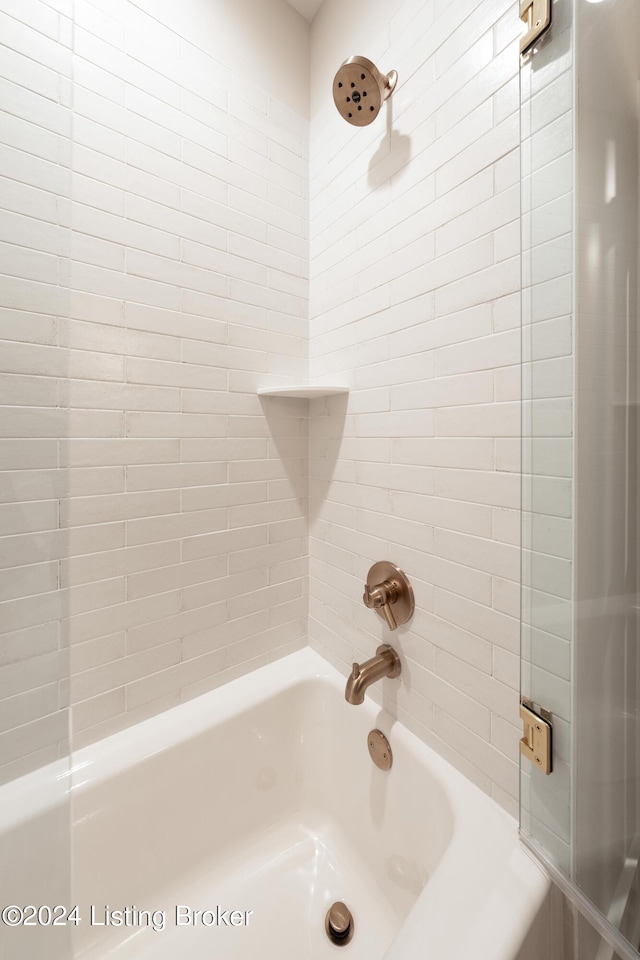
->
[1,648,553,960]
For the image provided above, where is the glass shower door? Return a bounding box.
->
[520,0,640,957]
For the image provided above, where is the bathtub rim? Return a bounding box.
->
[0,647,551,960]
[67,646,550,960]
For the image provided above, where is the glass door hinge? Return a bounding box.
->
[520,698,552,775]
[519,0,552,57]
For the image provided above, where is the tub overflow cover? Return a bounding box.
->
[367,729,393,771]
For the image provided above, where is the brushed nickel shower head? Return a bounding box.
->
[332,56,398,126]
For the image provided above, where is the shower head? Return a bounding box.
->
[332,56,398,126]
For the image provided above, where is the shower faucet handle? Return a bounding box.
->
[363,581,398,630]
[363,562,414,632]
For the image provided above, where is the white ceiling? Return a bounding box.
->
[284,0,323,22]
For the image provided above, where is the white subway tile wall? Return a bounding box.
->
[308,0,524,813]
[65,0,312,746]
[0,0,73,784]
[0,0,310,774]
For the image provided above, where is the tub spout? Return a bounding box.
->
[345,644,401,705]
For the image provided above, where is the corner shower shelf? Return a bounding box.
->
[257,385,350,399]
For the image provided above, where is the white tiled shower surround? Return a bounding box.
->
[0,0,74,782]
[1,0,526,814]
[0,0,311,778]
[309,0,523,815]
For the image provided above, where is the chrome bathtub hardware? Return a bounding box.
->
[367,729,392,771]
[325,901,354,946]
[345,644,401,705]
[519,0,552,57]
[363,561,414,631]
[520,698,552,775]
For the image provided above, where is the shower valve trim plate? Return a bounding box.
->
[363,561,414,631]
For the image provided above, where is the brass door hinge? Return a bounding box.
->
[520,0,552,57]
[520,699,552,774]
